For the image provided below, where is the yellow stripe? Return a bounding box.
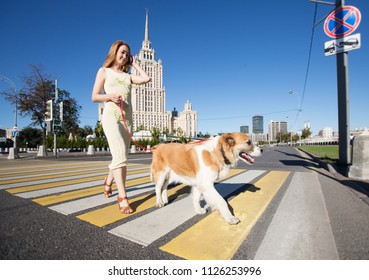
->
[0,161,109,174]
[6,167,149,194]
[77,169,245,227]
[1,163,147,184]
[2,168,109,184]
[77,183,188,227]
[0,163,108,178]
[160,170,290,260]
[32,176,151,206]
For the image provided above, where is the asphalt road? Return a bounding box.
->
[0,146,368,260]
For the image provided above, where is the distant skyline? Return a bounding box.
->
[1,0,368,135]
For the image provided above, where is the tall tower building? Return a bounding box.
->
[98,10,198,137]
[131,10,171,132]
[252,115,264,134]
[268,120,288,141]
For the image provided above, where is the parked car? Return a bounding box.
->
[161,139,186,144]
[324,42,336,54]
[339,38,359,48]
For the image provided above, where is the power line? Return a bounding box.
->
[198,109,296,122]
[291,2,319,130]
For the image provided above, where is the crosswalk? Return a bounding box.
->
[0,159,294,259]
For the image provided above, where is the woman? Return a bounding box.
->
[91,40,151,214]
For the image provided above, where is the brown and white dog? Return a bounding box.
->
[151,132,262,225]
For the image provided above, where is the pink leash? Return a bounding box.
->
[118,100,209,151]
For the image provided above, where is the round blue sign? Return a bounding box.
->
[324,6,361,38]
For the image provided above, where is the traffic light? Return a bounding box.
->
[45,100,53,121]
[59,101,63,122]
[53,119,61,132]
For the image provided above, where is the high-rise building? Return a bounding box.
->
[131,10,171,132]
[171,100,197,137]
[252,115,263,134]
[268,120,288,141]
[240,126,249,134]
[98,10,197,138]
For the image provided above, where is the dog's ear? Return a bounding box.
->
[225,136,235,147]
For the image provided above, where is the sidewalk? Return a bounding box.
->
[0,149,151,160]
[254,149,369,260]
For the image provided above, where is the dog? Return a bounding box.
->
[151,132,262,225]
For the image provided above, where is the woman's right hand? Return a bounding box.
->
[109,93,123,103]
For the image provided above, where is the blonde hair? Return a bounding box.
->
[103,40,131,72]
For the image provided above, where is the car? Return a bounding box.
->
[161,139,186,144]
[339,38,358,48]
[324,42,336,54]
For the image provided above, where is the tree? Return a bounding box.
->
[95,121,104,138]
[302,127,312,139]
[151,127,160,143]
[58,93,81,134]
[75,125,93,138]
[17,126,42,148]
[2,65,81,143]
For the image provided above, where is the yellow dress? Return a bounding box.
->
[101,67,133,169]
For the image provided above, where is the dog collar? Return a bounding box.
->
[220,144,232,165]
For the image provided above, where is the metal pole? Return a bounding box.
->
[0,75,19,159]
[335,0,351,167]
[54,79,58,158]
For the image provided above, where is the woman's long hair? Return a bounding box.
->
[103,40,131,72]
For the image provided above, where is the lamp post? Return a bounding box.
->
[289,90,302,146]
[0,75,19,159]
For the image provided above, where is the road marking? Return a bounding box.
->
[160,170,290,260]
[0,164,146,185]
[17,172,150,199]
[32,175,152,206]
[49,181,155,215]
[254,172,338,259]
[77,183,188,227]
[5,166,148,193]
[76,169,244,227]
[0,160,108,173]
[0,163,107,179]
[109,170,266,246]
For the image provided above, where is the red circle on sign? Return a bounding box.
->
[324,6,361,38]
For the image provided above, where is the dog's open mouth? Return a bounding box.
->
[239,152,255,164]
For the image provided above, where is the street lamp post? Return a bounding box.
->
[0,75,19,159]
[289,90,302,146]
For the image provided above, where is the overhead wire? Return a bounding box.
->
[290,2,319,130]
[200,4,320,128]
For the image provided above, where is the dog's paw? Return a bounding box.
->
[226,216,240,225]
[156,202,166,208]
[194,207,207,215]
[161,195,168,205]
[156,199,166,208]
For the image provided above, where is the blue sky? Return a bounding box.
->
[0,0,368,136]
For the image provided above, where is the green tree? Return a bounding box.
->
[1,65,81,143]
[95,121,104,138]
[151,127,160,142]
[302,127,312,139]
[17,126,42,148]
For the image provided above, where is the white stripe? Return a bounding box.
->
[49,181,154,215]
[0,172,108,189]
[0,166,108,181]
[109,170,266,246]
[0,161,108,172]
[254,172,339,260]
[0,165,149,189]
[16,172,151,199]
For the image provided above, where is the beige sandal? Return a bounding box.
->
[103,176,113,198]
[117,196,133,214]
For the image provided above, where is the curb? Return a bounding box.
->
[298,147,369,200]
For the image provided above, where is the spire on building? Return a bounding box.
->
[142,8,151,50]
[145,8,149,41]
